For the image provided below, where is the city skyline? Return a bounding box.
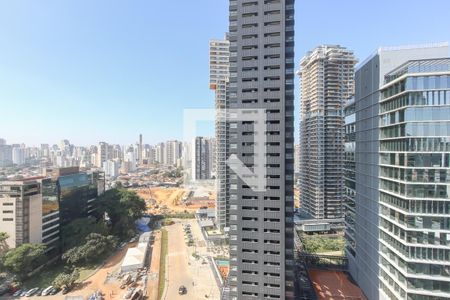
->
[1,0,449,145]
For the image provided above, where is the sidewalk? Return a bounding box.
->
[147,230,162,300]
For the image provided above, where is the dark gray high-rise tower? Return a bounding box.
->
[227,0,295,299]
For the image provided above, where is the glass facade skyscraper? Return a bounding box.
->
[379,58,450,300]
[351,43,449,300]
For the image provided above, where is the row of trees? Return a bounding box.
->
[0,188,147,288]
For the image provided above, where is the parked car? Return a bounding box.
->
[20,290,28,296]
[178,285,187,295]
[25,287,39,297]
[13,289,23,297]
[50,287,60,295]
[41,286,54,296]
[35,288,44,296]
[0,286,8,296]
[62,286,71,294]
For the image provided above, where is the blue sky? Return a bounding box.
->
[0,0,449,146]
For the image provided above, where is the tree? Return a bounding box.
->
[63,233,117,266]
[0,232,9,271]
[0,232,8,242]
[2,244,46,279]
[97,189,146,238]
[60,217,109,251]
[53,268,80,289]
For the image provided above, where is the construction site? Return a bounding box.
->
[135,187,215,215]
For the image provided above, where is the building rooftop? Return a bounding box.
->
[385,57,450,83]
[308,269,367,300]
[356,41,449,71]
[0,176,45,185]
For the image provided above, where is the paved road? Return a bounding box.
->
[163,220,219,300]
[163,222,192,300]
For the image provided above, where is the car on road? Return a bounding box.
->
[25,287,39,297]
[178,285,187,295]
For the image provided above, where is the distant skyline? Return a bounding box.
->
[1,0,449,146]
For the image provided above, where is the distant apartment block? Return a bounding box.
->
[103,159,120,178]
[0,144,12,167]
[97,142,113,168]
[299,45,356,219]
[210,36,230,230]
[12,146,26,165]
[192,137,212,180]
[350,43,449,300]
[165,140,182,167]
[155,142,165,165]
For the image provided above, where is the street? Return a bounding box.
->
[163,220,219,300]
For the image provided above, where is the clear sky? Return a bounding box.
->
[0,0,449,146]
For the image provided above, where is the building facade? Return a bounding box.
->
[165,140,182,167]
[350,43,448,300]
[192,136,212,180]
[210,37,230,230]
[299,45,356,219]
[227,0,296,299]
[0,178,60,252]
[343,98,356,259]
[378,58,450,299]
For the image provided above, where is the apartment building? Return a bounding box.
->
[227,0,296,299]
[210,37,231,230]
[165,140,182,167]
[299,45,356,219]
[192,136,212,180]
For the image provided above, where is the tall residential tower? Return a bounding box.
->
[210,37,230,230]
[227,0,296,299]
[299,45,356,219]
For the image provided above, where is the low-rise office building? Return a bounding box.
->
[0,167,105,251]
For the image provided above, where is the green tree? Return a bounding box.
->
[97,189,146,239]
[53,268,80,289]
[2,244,46,279]
[63,233,117,267]
[0,232,9,271]
[60,217,109,251]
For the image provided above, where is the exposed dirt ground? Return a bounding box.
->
[136,188,214,214]
[308,269,367,300]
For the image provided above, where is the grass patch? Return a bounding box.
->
[164,213,195,219]
[22,262,65,288]
[22,251,111,289]
[158,229,168,300]
[301,235,345,255]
